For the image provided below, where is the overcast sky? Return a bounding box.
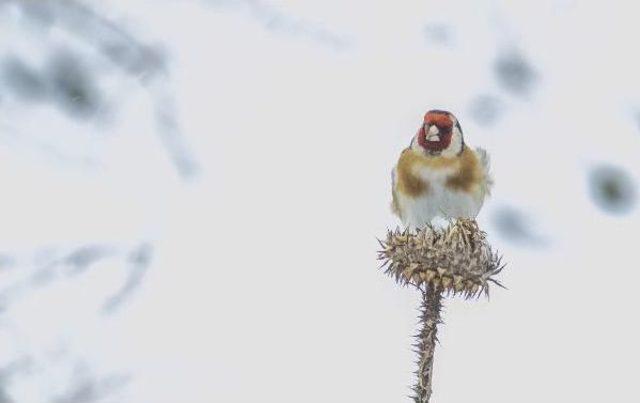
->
[1,1,640,402]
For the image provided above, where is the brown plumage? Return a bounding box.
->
[445,146,484,192]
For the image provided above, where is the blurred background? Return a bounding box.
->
[1,1,639,402]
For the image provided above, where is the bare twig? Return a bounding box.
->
[413,286,442,403]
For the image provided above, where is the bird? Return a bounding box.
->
[391,110,492,229]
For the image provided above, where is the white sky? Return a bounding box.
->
[1,1,640,402]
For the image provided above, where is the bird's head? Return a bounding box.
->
[411,110,464,157]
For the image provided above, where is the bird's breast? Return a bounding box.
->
[395,149,463,199]
[392,147,489,228]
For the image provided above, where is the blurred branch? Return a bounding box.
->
[0,242,152,313]
[0,0,200,178]
[589,164,637,215]
[494,49,538,97]
[46,0,200,177]
[0,359,32,403]
[206,0,349,49]
[492,206,548,247]
[53,372,130,403]
[102,243,152,314]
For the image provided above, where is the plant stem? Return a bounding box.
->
[414,286,443,403]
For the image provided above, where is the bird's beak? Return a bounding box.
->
[425,125,441,142]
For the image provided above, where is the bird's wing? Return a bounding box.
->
[475,147,494,196]
[390,166,401,217]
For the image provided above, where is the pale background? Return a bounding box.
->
[1,1,639,402]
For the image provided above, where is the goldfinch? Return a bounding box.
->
[391,110,492,229]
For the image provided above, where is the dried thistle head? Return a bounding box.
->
[378,219,504,298]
